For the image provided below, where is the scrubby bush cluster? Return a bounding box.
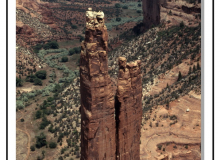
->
[33,41,59,53]
[69,47,81,55]
[16,77,23,87]
[25,70,47,86]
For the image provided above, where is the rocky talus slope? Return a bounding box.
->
[16,9,53,44]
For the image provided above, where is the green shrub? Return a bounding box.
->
[34,78,43,86]
[43,41,59,50]
[20,118,24,122]
[168,10,172,15]
[49,142,57,148]
[39,117,51,129]
[53,84,61,93]
[61,56,68,62]
[122,6,128,9]
[177,71,182,81]
[36,133,47,148]
[180,21,184,28]
[197,62,201,70]
[47,97,54,102]
[16,100,24,110]
[35,110,42,119]
[69,47,81,55]
[42,89,50,97]
[170,115,177,120]
[115,3,121,8]
[26,74,36,82]
[157,144,162,150]
[35,70,47,79]
[33,44,43,53]
[136,10,141,13]
[116,17,121,22]
[30,145,35,151]
[71,25,77,29]
[77,35,84,42]
[16,77,23,87]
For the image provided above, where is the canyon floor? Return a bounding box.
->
[16,1,201,160]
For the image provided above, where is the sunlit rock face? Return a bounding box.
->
[80,8,142,160]
[115,57,142,160]
[80,8,116,160]
[142,0,160,29]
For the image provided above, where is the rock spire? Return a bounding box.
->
[80,8,142,160]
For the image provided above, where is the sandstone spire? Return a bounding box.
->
[142,0,160,29]
[115,57,142,160]
[80,8,116,160]
[80,8,142,160]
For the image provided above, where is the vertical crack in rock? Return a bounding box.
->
[115,95,121,160]
[142,0,160,29]
[80,8,142,160]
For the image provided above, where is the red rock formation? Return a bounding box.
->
[142,0,160,29]
[80,8,116,160]
[115,57,142,160]
[16,22,34,35]
[80,8,142,160]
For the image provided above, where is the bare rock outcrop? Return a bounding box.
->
[142,0,160,29]
[80,8,116,160]
[115,57,142,160]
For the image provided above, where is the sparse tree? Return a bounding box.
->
[177,71,182,81]
[35,70,47,79]
[188,66,192,75]
[193,65,196,72]
[16,77,23,87]
[197,62,201,70]
[30,145,35,151]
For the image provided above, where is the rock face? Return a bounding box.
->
[142,0,160,29]
[80,8,116,160]
[80,8,142,160]
[115,57,142,160]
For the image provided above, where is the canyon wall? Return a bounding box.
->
[142,0,160,29]
[80,9,142,160]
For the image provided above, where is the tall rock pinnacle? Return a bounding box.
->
[80,8,142,160]
[115,57,142,160]
[80,8,116,160]
[142,0,160,29]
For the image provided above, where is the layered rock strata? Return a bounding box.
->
[80,8,116,160]
[142,0,160,29]
[80,8,142,160]
[115,57,142,160]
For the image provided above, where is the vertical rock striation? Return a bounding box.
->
[80,8,116,160]
[80,8,142,160]
[142,0,160,29]
[115,57,142,160]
